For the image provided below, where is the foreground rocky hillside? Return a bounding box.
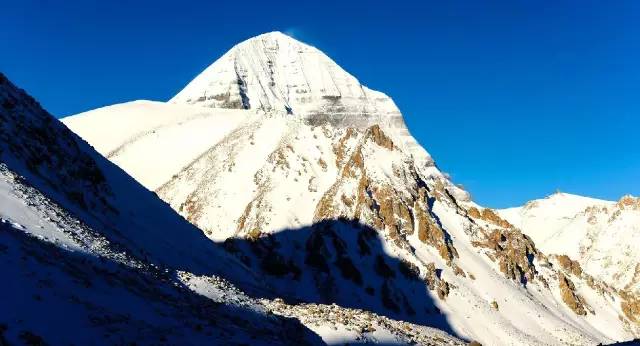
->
[64,32,640,345]
[0,164,318,345]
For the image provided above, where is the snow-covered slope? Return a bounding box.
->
[63,32,640,345]
[500,192,640,293]
[64,100,256,190]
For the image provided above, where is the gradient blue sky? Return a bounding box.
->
[2,1,638,208]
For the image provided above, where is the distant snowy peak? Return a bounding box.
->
[169,31,433,166]
[499,192,640,293]
[500,192,613,230]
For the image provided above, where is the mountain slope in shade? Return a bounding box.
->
[0,165,321,345]
[499,192,640,293]
[64,32,640,344]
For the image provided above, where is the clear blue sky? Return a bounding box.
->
[2,1,638,208]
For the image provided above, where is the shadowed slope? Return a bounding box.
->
[221,217,461,339]
[0,220,322,345]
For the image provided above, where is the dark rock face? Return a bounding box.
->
[0,73,114,215]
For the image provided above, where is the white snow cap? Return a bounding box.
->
[171,31,402,124]
[170,31,432,164]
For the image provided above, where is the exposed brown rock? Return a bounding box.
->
[617,195,640,210]
[414,193,457,264]
[236,199,254,233]
[558,273,588,316]
[472,228,538,285]
[376,186,396,225]
[341,194,354,208]
[246,228,262,241]
[365,124,394,150]
[453,265,466,278]
[314,186,341,221]
[313,126,462,302]
[582,273,616,297]
[482,209,512,228]
[272,147,290,170]
[490,300,499,311]
[621,291,640,323]
[182,198,202,224]
[235,188,271,241]
[317,157,328,171]
[396,201,414,235]
[468,207,512,228]
[555,254,583,277]
[341,148,364,179]
[424,262,450,300]
[467,207,481,219]
[333,127,357,167]
[428,179,451,203]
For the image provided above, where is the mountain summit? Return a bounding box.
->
[64,32,640,344]
[170,31,399,121]
[170,31,432,167]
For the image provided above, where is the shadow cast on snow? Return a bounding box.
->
[219,217,461,340]
[0,214,462,344]
[0,223,323,345]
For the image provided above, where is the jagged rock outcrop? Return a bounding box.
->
[554,254,584,277]
[470,226,540,286]
[621,292,640,323]
[558,273,589,316]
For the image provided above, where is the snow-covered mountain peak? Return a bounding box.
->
[514,191,611,216]
[169,31,435,167]
[543,191,606,203]
[246,31,305,46]
[499,192,640,294]
[169,31,400,122]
